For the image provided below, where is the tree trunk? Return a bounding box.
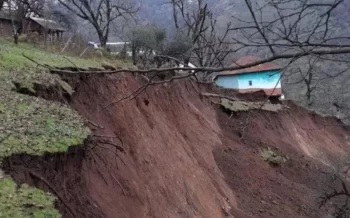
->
[96,31,103,47]
[132,46,137,65]
[98,32,107,48]
[14,33,18,45]
[0,0,4,11]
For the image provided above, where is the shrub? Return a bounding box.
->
[129,25,166,53]
[260,147,288,166]
[93,47,114,59]
[164,31,193,58]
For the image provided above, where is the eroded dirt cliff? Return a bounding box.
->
[5,73,350,218]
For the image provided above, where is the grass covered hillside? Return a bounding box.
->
[0,38,108,217]
[0,38,100,158]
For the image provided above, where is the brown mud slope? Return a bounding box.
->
[214,104,350,218]
[5,73,350,218]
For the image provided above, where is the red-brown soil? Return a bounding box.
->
[214,104,350,218]
[5,73,350,218]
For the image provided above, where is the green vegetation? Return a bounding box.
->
[0,38,93,158]
[0,38,101,69]
[0,177,61,218]
[0,92,89,157]
[260,147,288,166]
[0,38,106,216]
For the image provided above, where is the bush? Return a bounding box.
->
[129,25,166,53]
[93,47,114,59]
[164,31,193,58]
[260,147,288,166]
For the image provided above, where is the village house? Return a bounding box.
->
[214,56,283,96]
[0,10,20,37]
[0,9,65,41]
[22,16,65,41]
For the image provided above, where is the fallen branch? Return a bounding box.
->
[96,141,125,153]
[88,147,127,195]
[320,179,350,208]
[103,71,162,110]
[109,170,126,196]
[22,53,54,70]
[23,47,350,75]
[87,120,104,129]
[92,134,119,138]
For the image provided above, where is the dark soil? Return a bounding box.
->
[3,144,106,218]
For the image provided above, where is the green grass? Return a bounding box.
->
[0,92,89,157]
[0,38,104,216]
[0,177,61,218]
[0,38,93,158]
[0,38,101,69]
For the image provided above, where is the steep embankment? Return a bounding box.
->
[5,73,350,218]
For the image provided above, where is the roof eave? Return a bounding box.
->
[215,68,281,79]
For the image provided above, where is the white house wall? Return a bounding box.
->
[214,70,281,93]
[237,70,281,90]
[215,75,239,89]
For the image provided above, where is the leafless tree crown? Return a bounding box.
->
[57,0,138,47]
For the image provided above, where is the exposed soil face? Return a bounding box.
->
[3,145,106,218]
[69,74,238,218]
[214,104,350,217]
[5,73,350,218]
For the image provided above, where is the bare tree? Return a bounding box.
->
[3,0,45,43]
[0,0,5,10]
[15,0,45,17]
[6,0,20,44]
[169,0,232,69]
[57,0,138,47]
[286,56,350,108]
[229,0,349,59]
[319,154,350,218]
[287,58,323,106]
[128,25,166,66]
[27,0,350,110]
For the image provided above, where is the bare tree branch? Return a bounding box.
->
[57,0,138,47]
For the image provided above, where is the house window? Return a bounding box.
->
[249,80,252,86]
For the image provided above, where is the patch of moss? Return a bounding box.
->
[0,177,61,218]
